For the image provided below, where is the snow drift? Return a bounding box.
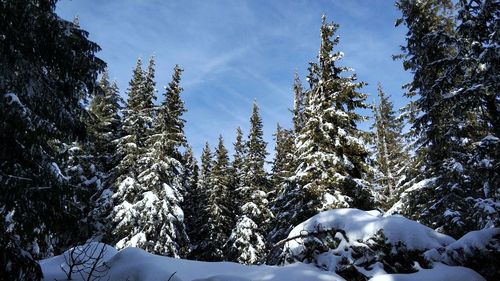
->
[280,208,492,281]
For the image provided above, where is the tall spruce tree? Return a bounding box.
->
[0,0,105,279]
[268,124,296,247]
[199,137,233,261]
[124,63,189,256]
[189,142,212,259]
[392,0,499,236]
[226,102,271,264]
[268,75,309,249]
[110,57,156,249]
[390,0,490,237]
[292,72,307,133]
[270,124,296,192]
[86,70,123,236]
[227,127,246,225]
[291,15,373,224]
[161,65,187,162]
[181,146,199,254]
[371,84,408,208]
[452,0,500,232]
[89,69,123,171]
[112,58,147,187]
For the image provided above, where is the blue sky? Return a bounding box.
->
[56,0,412,159]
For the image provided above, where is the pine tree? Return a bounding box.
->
[181,146,199,254]
[226,102,271,264]
[268,124,296,246]
[231,127,246,194]
[0,0,105,278]
[291,15,373,224]
[112,61,191,257]
[189,142,212,259]
[112,58,148,186]
[371,84,408,207]
[270,124,296,192]
[89,69,123,171]
[161,64,187,162]
[391,0,490,237]
[452,0,500,232]
[110,57,156,249]
[86,69,123,236]
[199,137,233,261]
[292,72,307,133]
[268,75,308,249]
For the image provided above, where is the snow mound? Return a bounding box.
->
[369,262,485,281]
[424,228,500,280]
[41,245,345,281]
[280,208,486,280]
[287,208,454,254]
[40,242,117,280]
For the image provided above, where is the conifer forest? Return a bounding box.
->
[0,0,499,280]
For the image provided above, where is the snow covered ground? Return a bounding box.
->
[40,245,346,281]
[40,208,494,281]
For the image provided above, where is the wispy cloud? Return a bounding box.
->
[57,0,411,158]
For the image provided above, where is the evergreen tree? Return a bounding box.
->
[89,69,123,171]
[226,102,271,264]
[112,58,148,186]
[452,0,500,232]
[0,0,105,278]
[231,127,246,195]
[181,146,200,254]
[371,84,408,207]
[390,0,498,237]
[268,124,296,246]
[199,137,233,261]
[161,64,187,162]
[110,57,156,249]
[291,15,373,224]
[112,61,191,257]
[270,124,296,192]
[86,69,123,236]
[189,142,212,259]
[292,72,307,133]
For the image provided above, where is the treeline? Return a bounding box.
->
[1,0,498,280]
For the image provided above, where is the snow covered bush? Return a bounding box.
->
[278,208,493,281]
[425,228,500,281]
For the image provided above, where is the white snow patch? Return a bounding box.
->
[41,246,345,281]
[368,262,485,281]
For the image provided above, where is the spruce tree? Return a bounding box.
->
[113,61,191,257]
[89,69,123,171]
[0,0,104,278]
[268,75,308,249]
[371,84,408,207]
[231,127,246,205]
[226,102,271,264]
[110,57,156,249]
[181,146,199,254]
[87,70,123,236]
[291,15,373,223]
[189,142,212,259]
[391,0,492,237]
[270,124,296,193]
[161,64,188,162]
[112,58,148,186]
[268,124,296,246]
[292,72,307,133]
[452,0,499,232]
[199,137,233,261]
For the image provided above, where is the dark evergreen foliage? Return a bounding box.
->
[0,0,104,278]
